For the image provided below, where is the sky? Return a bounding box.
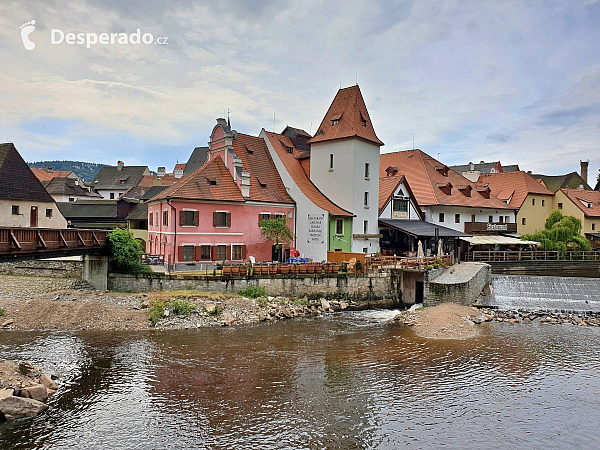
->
[0,0,599,186]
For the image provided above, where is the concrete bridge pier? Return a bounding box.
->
[82,255,109,290]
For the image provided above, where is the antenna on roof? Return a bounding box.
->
[438,152,441,161]
[273,113,275,132]
[227,108,230,127]
[412,134,414,150]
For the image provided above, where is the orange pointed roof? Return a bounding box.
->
[31,167,74,182]
[263,130,353,217]
[378,174,424,219]
[307,85,384,146]
[478,171,553,208]
[560,188,600,217]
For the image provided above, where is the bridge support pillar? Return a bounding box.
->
[82,255,109,290]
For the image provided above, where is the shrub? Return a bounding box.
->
[0,307,5,316]
[239,286,268,298]
[170,298,195,316]
[107,228,150,274]
[522,210,592,251]
[149,301,166,326]
[256,297,269,307]
[205,305,223,316]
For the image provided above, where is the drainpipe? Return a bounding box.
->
[166,196,176,266]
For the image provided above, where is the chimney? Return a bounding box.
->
[580,160,589,186]
[117,161,124,171]
[240,170,251,198]
[469,162,474,171]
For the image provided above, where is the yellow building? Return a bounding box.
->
[554,189,600,236]
[478,171,554,234]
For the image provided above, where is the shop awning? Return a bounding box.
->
[461,235,540,246]
[379,219,471,238]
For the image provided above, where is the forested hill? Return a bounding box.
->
[28,160,108,182]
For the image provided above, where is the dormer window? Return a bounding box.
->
[435,165,449,177]
[208,180,216,186]
[476,186,491,199]
[360,112,367,127]
[260,183,267,189]
[457,185,472,197]
[436,182,453,195]
[332,120,339,126]
[244,144,254,155]
[331,112,343,126]
[385,166,399,177]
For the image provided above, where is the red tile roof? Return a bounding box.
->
[477,171,553,208]
[174,163,186,171]
[31,167,74,182]
[263,130,353,217]
[560,188,600,217]
[378,174,425,219]
[380,149,515,210]
[149,156,245,202]
[307,85,384,146]
[232,133,295,204]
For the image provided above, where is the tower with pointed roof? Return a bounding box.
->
[307,85,383,253]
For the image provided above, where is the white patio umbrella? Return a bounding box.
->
[437,239,444,258]
[417,240,424,259]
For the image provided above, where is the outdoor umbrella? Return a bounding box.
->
[417,240,424,259]
[437,239,444,258]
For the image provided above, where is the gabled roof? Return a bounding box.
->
[530,172,592,192]
[31,167,75,182]
[450,161,501,174]
[93,164,149,190]
[150,156,245,203]
[126,202,148,221]
[380,149,515,210]
[174,163,186,171]
[378,174,425,219]
[0,143,55,203]
[57,201,119,219]
[41,177,102,198]
[184,146,209,175]
[281,126,311,138]
[307,85,384,146]
[560,188,600,217]
[263,130,353,217]
[477,171,553,208]
[231,133,295,204]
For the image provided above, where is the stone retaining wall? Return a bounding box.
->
[0,275,93,298]
[0,260,83,278]
[424,263,491,307]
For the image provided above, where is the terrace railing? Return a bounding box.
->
[466,250,600,262]
[365,254,454,272]
[0,227,109,257]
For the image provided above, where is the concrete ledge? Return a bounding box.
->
[424,263,491,307]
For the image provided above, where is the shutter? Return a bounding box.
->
[226,212,231,227]
[179,210,185,226]
[194,211,199,226]
[177,246,184,262]
[194,245,201,261]
[241,245,247,260]
[213,212,218,227]
[211,245,217,261]
[226,245,231,261]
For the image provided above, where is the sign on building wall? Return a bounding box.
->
[307,214,325,244]
[487,223,508,231]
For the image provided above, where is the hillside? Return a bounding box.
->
[28,160,108,182]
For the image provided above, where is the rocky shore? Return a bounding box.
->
[473,308,600,326]
[0,361,57,421]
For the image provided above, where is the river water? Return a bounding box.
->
[1,311,600,449]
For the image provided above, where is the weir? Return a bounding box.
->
[487,275,600,313]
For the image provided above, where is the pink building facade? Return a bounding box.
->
[147,119,296,265]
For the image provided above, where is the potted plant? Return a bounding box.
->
[331,263,340,274]
[306,263,315,274]
[289,263,298,274]
[222,264,232,276]
[298,263,308,275]
[323,262,332,274]
[231,264,240,276]
[261,264,270,275]
[280,263,290,275]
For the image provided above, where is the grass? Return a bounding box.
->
[148,290,236,303]
[148,297,196,325]
[0,307,5,316]
[205,305,223,316]
[170,298,195,316]
[238,286,268,298]
[256,297,269,307]
[292,297,310,306]
[149,300,166,326]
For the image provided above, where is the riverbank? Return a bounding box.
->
[394,303,482,339]
[0,288,354,331]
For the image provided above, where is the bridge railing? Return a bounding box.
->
[0,227,109,256]
[466,250,600,262]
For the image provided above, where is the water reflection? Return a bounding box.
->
[1,313,600,449]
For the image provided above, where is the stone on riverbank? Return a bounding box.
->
[0,396,48,421]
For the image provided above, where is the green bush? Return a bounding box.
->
[256,297,269,307]
[238,286,268,298]
[149,301,166,326]
[0,307,5,316]
[205,305,223,316]
[107,228,151,274]
[170,298,195,316]
[522,210,592,251]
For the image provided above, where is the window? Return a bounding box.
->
[329,154,334,170]
[259,182,267,189]
[274,213,285,220]
[45,209,52,218]
[180,210,199,226]
[163,210,169,226]
[488,215,493,223]
[12,205,19,215]
[213,211,229,227]
[69,197,74,202]
[455,213,460,224]
[259,213,271,222]
[335,219,344,235]
[542,199,545,207]
[332,119,339,126]
[393,199,408,212]
[532,198,535,206]
[558,203,563,210]
[232,245,243,260]
[183,246,194,262]
[363,247,368,253]
[522,217,526,225]
[110,193,115,199]
[120,180,125,184]
[363,220,368,234]
[505,216,510,223]
[149,212,153,227]
[200,245,211,261]
[439,212,445,222]
[364,163,370,179]
[592,223,596,231]
[471,214,476,223]
[364,192,369,207]
[216,245,227,260]
[499,216,504,223]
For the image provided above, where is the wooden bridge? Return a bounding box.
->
[0,227,110,261]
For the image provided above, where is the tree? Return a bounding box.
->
[521,210,592,251]
[259,217,294,261]
[107,228,149,273]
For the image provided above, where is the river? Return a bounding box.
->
[1,311,600,449]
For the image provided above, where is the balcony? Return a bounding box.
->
[464,221,517,234]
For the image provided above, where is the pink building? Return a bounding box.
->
[147,119,295,265]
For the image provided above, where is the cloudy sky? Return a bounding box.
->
[1,0,599,184]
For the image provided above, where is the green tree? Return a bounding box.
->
[522,210,591,251]
[259,217,294,261]
[107,228,149,273]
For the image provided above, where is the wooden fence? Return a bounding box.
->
[466,250,600,262]
[327,251,366,267]
[0,227,109,256]
[365,254,454,272]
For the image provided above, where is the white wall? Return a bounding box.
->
[261,130,327,261]
[97,189,126,200]
[50,194,97,203]
[0,199,67,228]
[310,138,380,253]
[424,205,515,232]
[379,181,421,220]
